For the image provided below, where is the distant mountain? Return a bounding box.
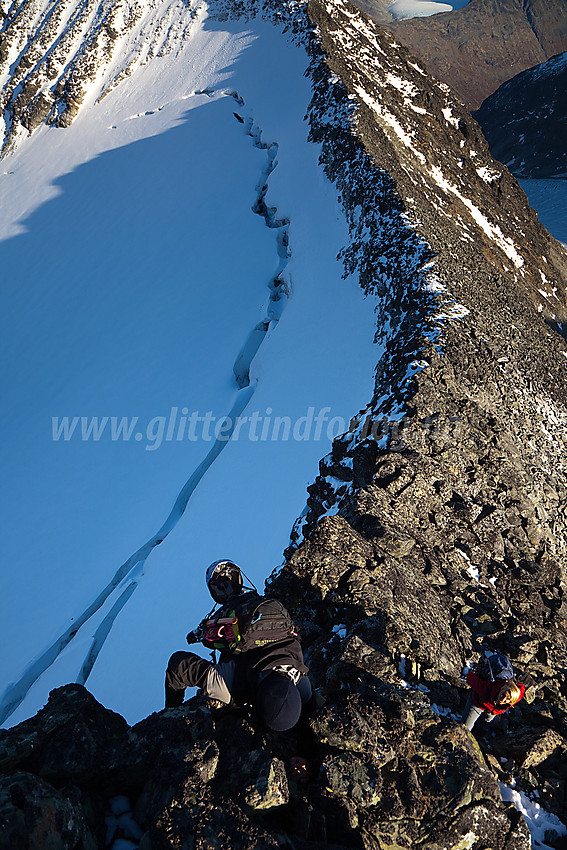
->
[475,51,567,178]
[384,0,567,109]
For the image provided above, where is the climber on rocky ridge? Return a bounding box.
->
[462,651,525,731]
[165,559,312,731]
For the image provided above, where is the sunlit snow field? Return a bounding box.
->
[0,11,382,726]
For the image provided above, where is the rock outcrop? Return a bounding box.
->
[0,676,540,849]
[475,51,567,178]
[277,0,567,842]
[2,0,567,846]
[383,0,567,109]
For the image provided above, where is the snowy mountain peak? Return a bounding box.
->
[1,0,565,329]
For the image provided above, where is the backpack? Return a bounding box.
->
[203,596,298,654]
[477,652,514,682]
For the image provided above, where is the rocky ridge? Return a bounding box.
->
[1,0,567,847]
[280,0,567,842]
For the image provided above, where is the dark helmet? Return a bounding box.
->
[206,559,243,604]
[255,672,302,731]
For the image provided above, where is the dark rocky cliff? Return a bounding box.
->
[475,51,567,178]
[385,0,567,109]
[2,0,567,847]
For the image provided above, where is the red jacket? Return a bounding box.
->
[466,671,525,714]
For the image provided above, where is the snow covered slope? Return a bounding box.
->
[0,0,388,726]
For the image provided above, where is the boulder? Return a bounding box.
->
[0,772,100,850]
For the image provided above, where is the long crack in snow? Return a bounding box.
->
[0,89,291,725]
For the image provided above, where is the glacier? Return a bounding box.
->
[0,3,383,726]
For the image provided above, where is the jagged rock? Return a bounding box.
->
[322,752,382,808]
[374,531,415,559]
[501,727,567,771]
[0,673,536,849]
[0,684,127,783]
[107,702,216,797]
[312,690,396,760]
[132,714,219,824]
[296,515,374,600]
[0,772,100,850]
[425,800,532,850]
[20,90,53,131]
[244,754,289,809]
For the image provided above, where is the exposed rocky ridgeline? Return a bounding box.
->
[381,0,567,109]
[283,0,567,843]
[2,0,567,847]
[304,0,567,330]
[475,52,567,178]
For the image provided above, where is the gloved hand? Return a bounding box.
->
[186,624,205,645]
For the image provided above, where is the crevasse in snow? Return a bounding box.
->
[0,2,386,726]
